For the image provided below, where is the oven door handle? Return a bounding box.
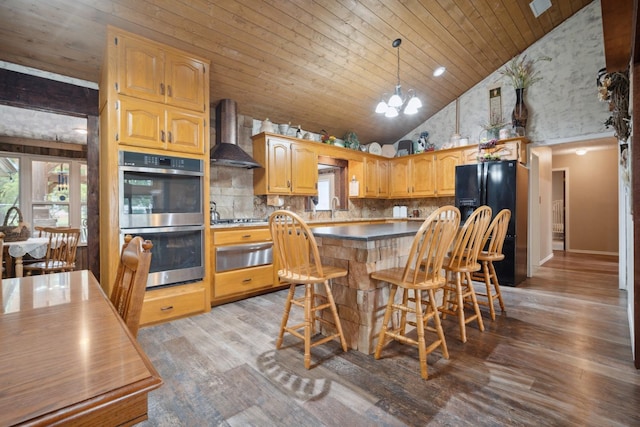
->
[216,242,273,253]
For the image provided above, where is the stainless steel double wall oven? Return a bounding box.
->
[118,151,205,288]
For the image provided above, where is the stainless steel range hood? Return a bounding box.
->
[211,99,261,169]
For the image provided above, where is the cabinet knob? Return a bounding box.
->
[168,131,172,143]
[161,130,165,142]
[160,83,165,95]
[167,85,172,97]
[160,305,174,311]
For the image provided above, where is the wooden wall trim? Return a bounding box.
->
[0,68,98,116]
[0,68,100,280]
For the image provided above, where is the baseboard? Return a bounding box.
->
[540,252,554,265]
[566,249,618,256]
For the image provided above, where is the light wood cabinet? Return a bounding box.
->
[211,226,276,305]
[110,28,207,155]
[252,134,318,195]
[462,147,480,164]
[116,34,206,112]
[117,97,204,153]
[493,140,526,163]
[465,139,527,164]
[435,150,461,196]
[412,154,437,197]
[364,157,388,197]
[389,157,410,197]
[100,26,211,326]
[388,154,435,198]
[291,143,318,194]
[140,283,207,325]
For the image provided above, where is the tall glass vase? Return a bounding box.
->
[512,87,529,130]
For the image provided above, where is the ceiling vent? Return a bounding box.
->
[529,0,552,18]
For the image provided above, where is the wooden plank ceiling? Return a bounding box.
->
[0,0,597,145]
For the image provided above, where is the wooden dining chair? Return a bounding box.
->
[23,227,81,275]
[372,206,460,379]
[440,205,492,343]
[268,210,348,369]
[472,209,511,320]
[110,235,153,338]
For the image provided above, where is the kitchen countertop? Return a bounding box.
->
[311,221,423,241]
[210,217,423,229]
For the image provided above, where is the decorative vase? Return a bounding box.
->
[512,88,528,129]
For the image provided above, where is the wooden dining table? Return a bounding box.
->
[0,270,162,426]
[3,237,50,277]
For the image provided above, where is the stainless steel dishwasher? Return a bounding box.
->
[215,242,273,272]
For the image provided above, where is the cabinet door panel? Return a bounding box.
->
[166,108,205,154]
[117,37,164,103]
[291,143,318,195]
[389,158,410,197]
[378,160,389,197]
[412,155,436,196]
[436,151,461,196]
[118,98,164,149]
[166,55,206,111]
[267,139,291,193]
[364,157,378,197]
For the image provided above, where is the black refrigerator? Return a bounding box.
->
[455,160,528,286]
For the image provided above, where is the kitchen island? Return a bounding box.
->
[311,221,423,354]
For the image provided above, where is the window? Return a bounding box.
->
[0,153,87,243]
[307,156,348,212]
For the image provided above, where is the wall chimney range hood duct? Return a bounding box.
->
[211,99,261,169]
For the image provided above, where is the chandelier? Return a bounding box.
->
[375,38,422,117]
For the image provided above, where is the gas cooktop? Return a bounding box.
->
[211,218,268,225]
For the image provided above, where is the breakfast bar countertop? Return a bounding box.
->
[311,221,423,241]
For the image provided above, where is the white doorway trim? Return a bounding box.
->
[528,151,540,277]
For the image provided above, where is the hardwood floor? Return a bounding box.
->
[137,252,639,426]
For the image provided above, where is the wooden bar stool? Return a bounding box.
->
[472,209,511,320]
[372,206,460,379]
[268,210,348,369]
[440,205,492,343]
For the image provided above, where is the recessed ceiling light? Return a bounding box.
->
[73,128,88,134]
[433,66,446,77]
[575,148,587,156]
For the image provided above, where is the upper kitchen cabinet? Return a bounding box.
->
[117,97,205,154]
[364,157,388,198]
[253,133,318,195]
[435,150,461,196]
[115,32,207,112]
[103,26,210,155]
[463,138,529,165]
[389,154,435,198]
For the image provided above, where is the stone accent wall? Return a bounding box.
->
[399,1,611,147]
[315,234,416,354]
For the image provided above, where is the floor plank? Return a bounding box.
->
[137,251,640,426]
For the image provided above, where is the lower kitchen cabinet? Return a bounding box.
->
[211,226,281,305]
[214,264,274,298]
[140,282,208,326]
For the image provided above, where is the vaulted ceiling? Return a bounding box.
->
[0,0,626,145]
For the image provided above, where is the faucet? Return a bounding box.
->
[331,196,340,219]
